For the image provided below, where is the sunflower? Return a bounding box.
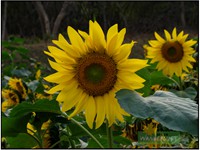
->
[27,120,52,148]
[8,78,27,99]
[2,89,20,112]
[44,20,148,129]
[146,28,197,77]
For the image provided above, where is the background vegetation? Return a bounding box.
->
[1,1,199,149]
[2,1,198,40]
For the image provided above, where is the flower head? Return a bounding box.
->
[44,20,148,129]
[146,28,197,77]
[2,89,20,112]
[8,78,27,99]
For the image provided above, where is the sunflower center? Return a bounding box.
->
[161,41,184,62]
[76,53,117,96]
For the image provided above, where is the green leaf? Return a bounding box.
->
[15,47,29,54]
[11,68,32,77]
[9,36,25,44]
[27,80,40,92]
[2,113,31,137]
[150,71,175,86]
[9,99,62,118]
[135,68,151,96]
[2,51,11,61]
[170,87,197,100]
[6,133,38,148]
[116,90,198,136]
[113,136,132,148]
[87,135,108,148]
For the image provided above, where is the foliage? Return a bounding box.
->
[2,1,198,39]
[1,29,198,148]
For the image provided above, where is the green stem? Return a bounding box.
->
[61,112,104,148]
[179,77,183,90]
[37,128,43,148]
[168,77,181,89]
[106,120,113,148]
[49,139,65,149]
[8,53,14,69]
[26,132,42,148]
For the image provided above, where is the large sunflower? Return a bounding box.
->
[44,20,148,129]
[146,28,197,77]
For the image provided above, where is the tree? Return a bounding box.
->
[2,2,8,40]
[33,1,70,38]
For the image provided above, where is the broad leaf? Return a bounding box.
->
[2,113,31,137]
[136,68,152,96]
[116,90,198,136]
[10,99,62,118]
[6,133,38,148]
[11,68,32,78]
[170,87,197,100]
[27,80,40,92]
[150,71,175,86]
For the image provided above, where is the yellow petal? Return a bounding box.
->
[157,60,168,70]
[61,88,83,112]
[56,81,78,102]
[177,31,184,39]
[117,59,148,73]
[95,96,106,129]
[116,78,144,90]
[184,55,196,62]
[172,28,177,39]
[47,46,76,64]
[92,21,106,51]
[44,72,75,83]
[104,93,115,127]
[107,24,118,44]
[183,40,197,47]
[114,41,134,62]
[176,62,182,76]
[85,96,96,129]
[164,29,171,41]
[45,83,66,94]
[67,26,86,54]
[154,32,165,43]
[52,40,79,58]
[178,34,188,43]
[48,59,67,72]
[148,40,162,48]
[107,34,118,56]
[68,93,88,119]
[117,71,145,83]
[115,28,126,49]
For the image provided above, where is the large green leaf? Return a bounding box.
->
[170,87,197,100]
[6,133,38,148]
[9,99,62,118]
[2,113,31,137]
[150,71,175,85]
[116,90,198,136]
[135,68,152,97]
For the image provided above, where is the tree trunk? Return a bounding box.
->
[2,2,8,40]
[34,2,51,37]
[180,2,186,27]
[52,2,69,37]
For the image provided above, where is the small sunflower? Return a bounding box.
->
[44,20,148,129]
[8,78,27,99]
[27,120,52,148]
[146,28,197,77]
[2,89,20,112]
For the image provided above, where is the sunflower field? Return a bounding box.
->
[1,1,199,149]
